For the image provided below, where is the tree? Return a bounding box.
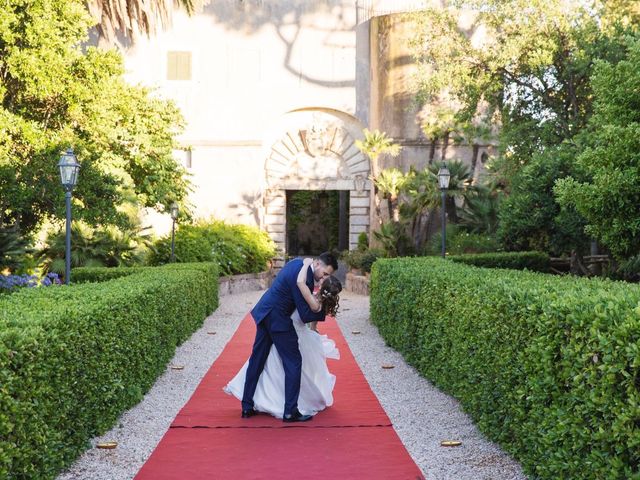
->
[373,168,410,223]
[88,0,195,43]
[555,37,640,260]
[355,128,402,224]
[0,0,190,236]
[409,0,634,180]
[498,145,589,255]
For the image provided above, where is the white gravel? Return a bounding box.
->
[56,290,526,480]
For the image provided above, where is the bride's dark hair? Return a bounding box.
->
[319,275,342,316]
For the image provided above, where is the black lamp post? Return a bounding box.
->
[58,148,80,285]
[437,163,451,258]
[170,202,179,262]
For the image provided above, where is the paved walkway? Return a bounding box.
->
[57,290,526,480]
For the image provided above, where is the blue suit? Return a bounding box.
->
[242,258,325,415]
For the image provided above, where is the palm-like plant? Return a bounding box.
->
[88,0,195,43]
[427,160,476,223]
[355,129,402,223]
[458,180,503,235]
[400,168,439,252]
[39,221,152,274]
[373,221,410,258]
[0,225,32,272]
[373,168,411,223]
[355,129,402,177]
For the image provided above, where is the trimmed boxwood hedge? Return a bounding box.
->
[448,251,550,272]
[370,257,639,480]
[0,263,218,479]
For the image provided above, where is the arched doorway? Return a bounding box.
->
[262,108,371,267]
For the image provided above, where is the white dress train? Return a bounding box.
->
[223,310,339,418]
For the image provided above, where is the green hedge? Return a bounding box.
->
[448,251,550,272]
[370,257,639,480]
[147,220,276,276]
[0,263,218,479]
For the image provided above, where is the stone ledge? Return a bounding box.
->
[218,271,274,296]
[345,272,370,296]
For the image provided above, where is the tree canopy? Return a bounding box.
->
[0,0,190,237]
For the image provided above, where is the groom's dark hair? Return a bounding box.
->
[317,251,339,271]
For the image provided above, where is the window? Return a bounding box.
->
[167,51,192,81]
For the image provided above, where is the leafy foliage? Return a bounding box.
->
[0,0,190,237]
[354,128,401,174]
[555,37,640,260]
[148,220,276,275]
[38,221,152,275]
[497,146,589,256]
[0,263,218,479]
[448,251,550,272]
[409,1,634,177]
[371,257,640,479]
[0,225,32,272]
[426,224,500,256]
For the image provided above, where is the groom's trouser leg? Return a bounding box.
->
[271,330,302,416]
[241,321,273,411]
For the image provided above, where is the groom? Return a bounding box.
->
[241,252,339,422]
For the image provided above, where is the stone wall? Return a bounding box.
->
[218,271,273,297]
[345,272,370,296]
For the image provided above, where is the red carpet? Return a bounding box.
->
[135,313,425,479]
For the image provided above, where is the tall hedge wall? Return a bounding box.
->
[0,263,218,479]
[370,257,639,479]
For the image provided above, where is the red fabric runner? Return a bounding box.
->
[135,313,425,479]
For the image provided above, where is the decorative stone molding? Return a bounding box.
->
[263,109,372,259]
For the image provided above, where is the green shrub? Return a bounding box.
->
[370,257,640,480]
[427,224,500,255]
[148,220,276,275]
[448,251,550,272]
[0,263,218,479]
[39,221,152,275]
[357,232,369,252]
[342,248,385,274]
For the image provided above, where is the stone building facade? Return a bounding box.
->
[118,0,492,263]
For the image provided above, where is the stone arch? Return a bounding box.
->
[262,108,371,265]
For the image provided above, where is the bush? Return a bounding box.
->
[357,232,369,251]
[370,257,639,480]
[0,225,32,272]
[38,221,152,275]
[426,224,500,255]
[448,251,550,272]
[0,263,218,479]
[341,248,385,274]
[148,220,276,276]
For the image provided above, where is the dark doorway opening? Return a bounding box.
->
[286,190,350,256]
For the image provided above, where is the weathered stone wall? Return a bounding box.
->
[218,271,273,297]
[121,0,358,236]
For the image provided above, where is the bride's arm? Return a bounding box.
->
[297,258,322,313]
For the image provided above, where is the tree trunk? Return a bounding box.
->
[429,141,437,164]
[445,195,458,224]
[441,131,450,161]
[470,144,480,182]
[391,201,400,223]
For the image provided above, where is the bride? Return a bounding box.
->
[224,258,342,419]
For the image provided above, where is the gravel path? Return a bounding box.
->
[57,290,526,480]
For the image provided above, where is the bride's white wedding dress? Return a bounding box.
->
[224,310,339,419]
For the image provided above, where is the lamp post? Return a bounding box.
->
[437,163,451,259]
[170,202,179,262]
[58,148,80,285]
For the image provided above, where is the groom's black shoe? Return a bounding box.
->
[283,408,313,423]
[241,408,257,418]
